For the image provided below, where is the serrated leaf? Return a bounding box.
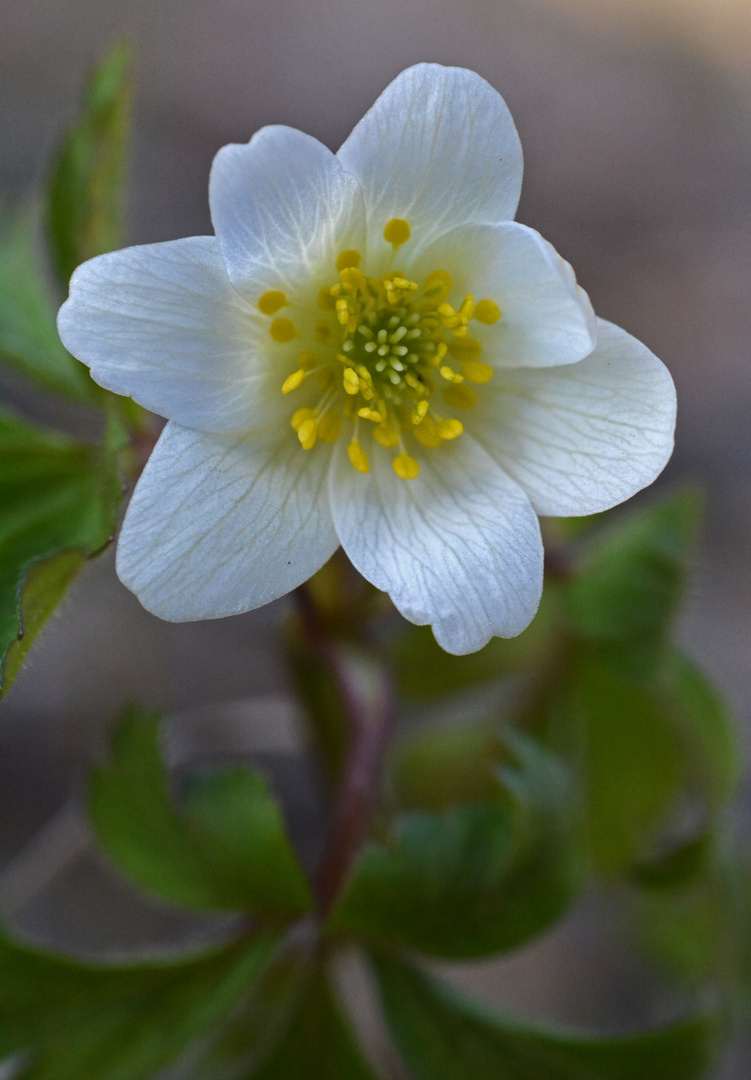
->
[0,409,121,698]
[374,951,719,1080]
[0,209,96,401]
[566,491,700,679]
[330,733,579,958]
[180,769,313,913]
[89,708,313,915]
[0,926,277,1080]
[45,40,131,290]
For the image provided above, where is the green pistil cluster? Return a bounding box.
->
[262,228,501,479]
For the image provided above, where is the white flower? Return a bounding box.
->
[57,64,676,655]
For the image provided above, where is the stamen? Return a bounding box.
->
[440,366,464,384]
[336,249,362,272]
[258,290,286,315]
[437,418,463,440]
[348,441,370,474]
[442,384,477,410]
[474,299,502,324]
[270,317,296,343]
[393,453,419,479]
[358,407,383,422]
[317,411,341,443]
[383,218,411,246]
[343,368,360,395]
[462,360,494,384]
[297,418,317,450]
[291,407,316,432]
[282,369,305,394]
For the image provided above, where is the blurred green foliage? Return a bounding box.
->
[0,37,746,1080]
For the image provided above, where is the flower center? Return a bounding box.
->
[258,220,501,479]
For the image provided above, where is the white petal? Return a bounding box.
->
[473,319,677,516]
[328,435,543,655]
[58,238,280,432]
[117,422,339,621]
[337,64,523,264]
[411,222,597,368]
[210,126,365,296]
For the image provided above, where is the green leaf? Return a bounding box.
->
[330,733,579,958]
[635,846,751,990]
[658,651,741,812]
[374,951,720,1080]
[0,927,277,1080]
[89,707,313,915]
[198,950,380,1080]
[390,585,559,701]
[45,40,131,290]
[0,408,122,698]
[0,209,96,401]
[566,491,700,679]
[391,721,508,812]
[563,657,686,877]
[180,769,313,913]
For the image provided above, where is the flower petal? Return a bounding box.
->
[337,64,523,264]
[473,319,677,516]
[117,422,339,621]
[329,435,543,654]
[58,237,281,433]
[210,126,365,296]
[411,222,597,369]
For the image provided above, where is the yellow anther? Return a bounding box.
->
[340,266,367,291]
[343,368,360,395]
[348,441,370,474]
[437,418,463,440]
[297,418,317,450]
[291,407,316,432]
[412,400,430,424]
[270,317,296,343]
[318,411,341,443]
[442,384,477,410]
[317,287,336,310]
[437,302,457,320]
[258,290,286,315]
[451,323,469,337]
[375,420,400,447]
[358,407,383,422]
[474,299,502,324]
[356,367,374,391]
[462,360,494,384]
[336,298,351,325]
[298,351,318,371]
[423,270,452,304]
[440,365,464,384]
[435,342,448,362]
[336,249,362,272]
[459,294,475,319]
[282,369,305,394]
[449,337,482,361]
[391,276,419,291]
[383,218,411,246]
[393,453,419,479]
[413,419,442,448]
[314,320,332,344]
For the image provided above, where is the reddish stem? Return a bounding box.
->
[294,583,394,917]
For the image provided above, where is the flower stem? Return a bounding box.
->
[294,582,394,917]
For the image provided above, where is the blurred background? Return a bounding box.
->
[1,0,750,1074]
